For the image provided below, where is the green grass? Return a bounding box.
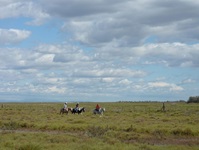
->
[0,102,199,149]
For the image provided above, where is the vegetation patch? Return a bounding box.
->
[16,143,42,150]
[87,126,109,137]
[0,102,199,149]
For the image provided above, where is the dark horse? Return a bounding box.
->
[60,107,72,115]
[71,107,85,114]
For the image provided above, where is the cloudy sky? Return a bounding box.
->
[0,0,198,102]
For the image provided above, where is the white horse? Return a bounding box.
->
[93,108,105,115]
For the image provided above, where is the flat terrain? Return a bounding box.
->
[0,102,199,150]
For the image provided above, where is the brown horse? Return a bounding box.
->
[60,107,73,115]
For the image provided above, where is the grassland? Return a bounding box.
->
[0,102,199,150]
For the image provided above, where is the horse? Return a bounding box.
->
[93,108,105,115]
[60,107,72,115]
[71,107,85,114]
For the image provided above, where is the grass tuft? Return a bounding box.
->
[16,143,42,150]
[87,126,109,137]
[3,121,19,130]
[171,128,194,136]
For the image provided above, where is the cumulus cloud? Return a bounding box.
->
[0,0,199,101]
[47,0,199,46]
[0,0,50,25]
[0,28,31,45]
[47,0,199,68]
[138,43,199,67]
[72,69,147,78]
[40,0,122,18]
[119,79,132,85]
[148,81,184,92]
[181,78,195,84]
[93,42,199,67]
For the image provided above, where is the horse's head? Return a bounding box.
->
[99,108,105,112]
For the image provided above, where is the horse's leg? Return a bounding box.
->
[60,109,63,115]
[78,110,81,114]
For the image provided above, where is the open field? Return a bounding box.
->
[0,102,199,150]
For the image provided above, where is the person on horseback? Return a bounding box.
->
[95,104,100,111]
[64,102,68,110]
[75,102,79,112]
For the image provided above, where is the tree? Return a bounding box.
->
[187,96,199,103]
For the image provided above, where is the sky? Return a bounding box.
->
[0,0,199,102]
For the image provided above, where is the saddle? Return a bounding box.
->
[64,108,68,111]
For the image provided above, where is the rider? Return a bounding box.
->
[75,102,79,112]
[95,104,100,111]
[64,102,68,110]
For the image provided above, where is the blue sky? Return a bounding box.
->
[0,0,199,102]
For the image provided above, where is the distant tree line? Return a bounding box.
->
[187,96,199,103]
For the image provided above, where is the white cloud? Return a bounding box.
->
[0,28,31,45]
[148,81,184,92]
[181,78,195,84]
[148,82,171,88]
[119,79,132,85]
[93,42,199,67]
[72,69,147,78]
[169,85,184,92]
[53,0,199,47]
[101,77,115,83]
[35,54,54,64]
[47,86,66,94]
[0,0,199,102]
[0,1,50,25]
